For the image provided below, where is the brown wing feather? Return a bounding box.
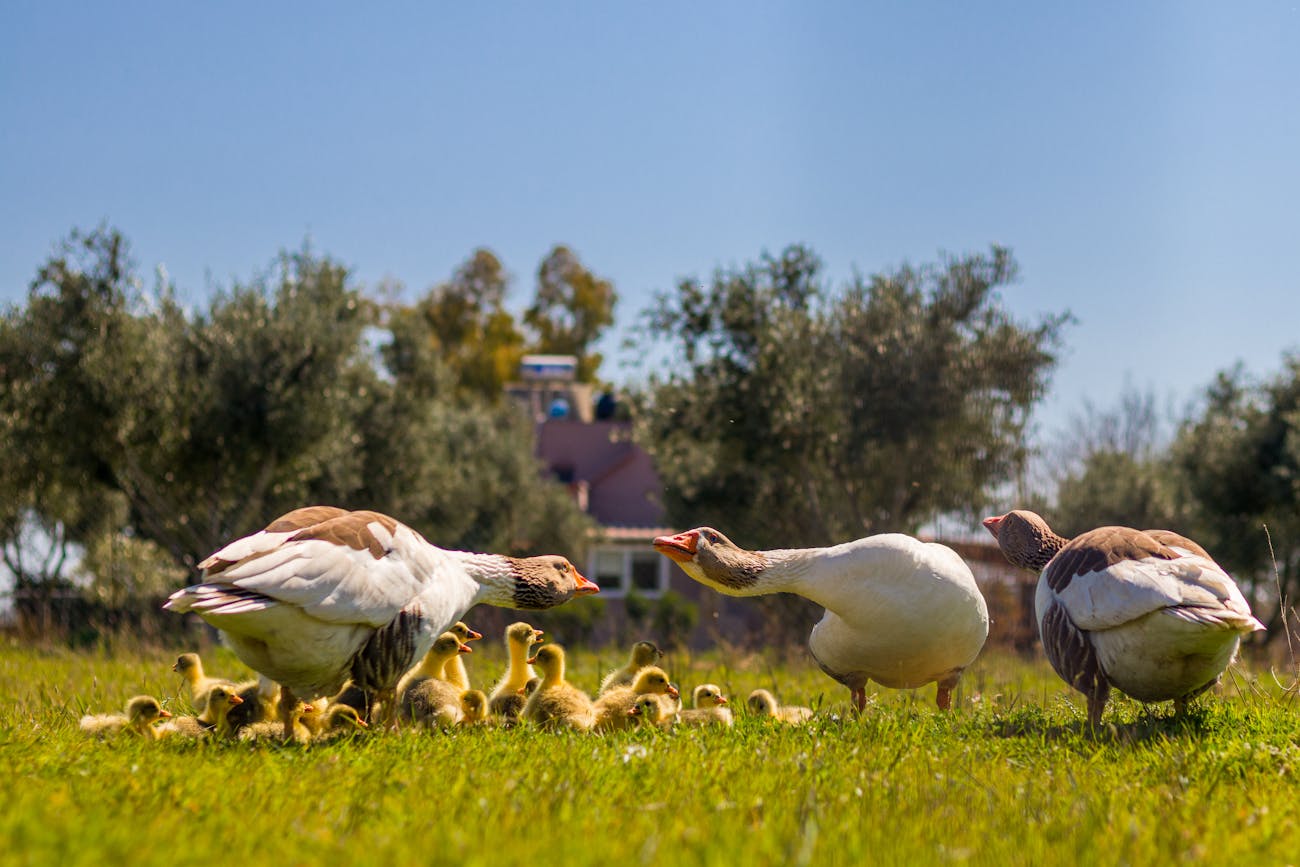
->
[1141,529,1215,562]
[264,506,349,534]
[289,510,401,560]
[1045,527,1177,592]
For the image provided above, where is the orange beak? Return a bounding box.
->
[516,687,527,695]
[628,706,642,717]
[573,569,600,596]
[159,709,173,718]
[458,644,473,654]
[355,717,369,728]
[466,629,483,641]
[653,530,699,564]
[229,694,244,705]
[981,515,1004,539]
[533,629,545,641]
[717,697,728,705]
[666,685,680,699]
[526,656,538,665]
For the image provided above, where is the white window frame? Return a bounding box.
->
[587,544,670,599]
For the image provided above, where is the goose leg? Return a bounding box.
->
[935,673,960,711]
[851,687,867,713]
[278,685,298,742]
[1086,682,1109,729]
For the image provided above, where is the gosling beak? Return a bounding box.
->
[717,697,728,705]
[526,656,537,665]
[355,717,369,728]
[667,685,680,699]
[573,569,600,596]
[159,709,173,718]
[458,644,473,654]
[653,530,699,564]
[981,515,1003,539]
[467,629,483,641]
[229,694,244,705]
[533,629,545,641]
[628,706,642,717]
[516,687,527,695]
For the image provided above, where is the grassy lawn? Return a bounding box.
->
[2,637,1298,866]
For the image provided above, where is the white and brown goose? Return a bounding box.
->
[654,527,988,711]
[164,506,598,736]
[983,510,1265,726]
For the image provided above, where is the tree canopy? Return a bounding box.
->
[632,245,1070,547]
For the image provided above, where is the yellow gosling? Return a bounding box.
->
[489,622,545,722]
[240,701,316,744]
[314,704,370,742]
[597,641,664,695]
[627,694,676,729]
[80,695,171,739]
[399,633,470,727]
[677,684,734,727]
[171,653,237,713]
[521,644,595,732]
[444,621,482,692]
[746,688,813,724]
[459,689,490,726]
[594,666,680,732]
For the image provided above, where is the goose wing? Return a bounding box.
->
[1043,527,1261,632]
[168,510,451,628]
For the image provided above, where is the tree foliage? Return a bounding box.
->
[524,245,616,383]
[0,228,592,611]
[632,245,1069,547]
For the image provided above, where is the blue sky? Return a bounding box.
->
[3,3,1298,439]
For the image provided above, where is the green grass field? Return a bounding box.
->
[2,637,1298,867]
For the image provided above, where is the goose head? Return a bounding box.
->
[653,528,770,595]
[982,510,1068,572]
[506,556,600,609]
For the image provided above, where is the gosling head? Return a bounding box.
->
[450,621,483,644]
[692,684,728,708]
[172,653,201,675]
[528,644,566,677]
[746,689,778,716]
[460,689,489,723]
[126,695,171,725]
[628,695,666,724]
[505,621,545,646]
[631,641,664,666]
[326,704,368,731]
[631,666,679,699]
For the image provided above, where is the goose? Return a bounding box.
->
[80,696,171,739]
[165,506,598,737]
[627,694,675,729]
[593,666,680,731]
[677,684,733,727]
[521,644,596,731]
[654,527,988,712]
[399,632,472,727]
[597,641,665,696]
[982,510,1265,726]
[746,689,813,724]
[488,622,545,722]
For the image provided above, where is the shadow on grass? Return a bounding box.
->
[989,702,1216,743]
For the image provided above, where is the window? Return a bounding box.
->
[586,545,670,598]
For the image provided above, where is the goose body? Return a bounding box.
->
[654,528,989,710]
[983,510,1265,725]
[164,507,597,732]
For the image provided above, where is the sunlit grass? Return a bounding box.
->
[2,638,1298,866]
